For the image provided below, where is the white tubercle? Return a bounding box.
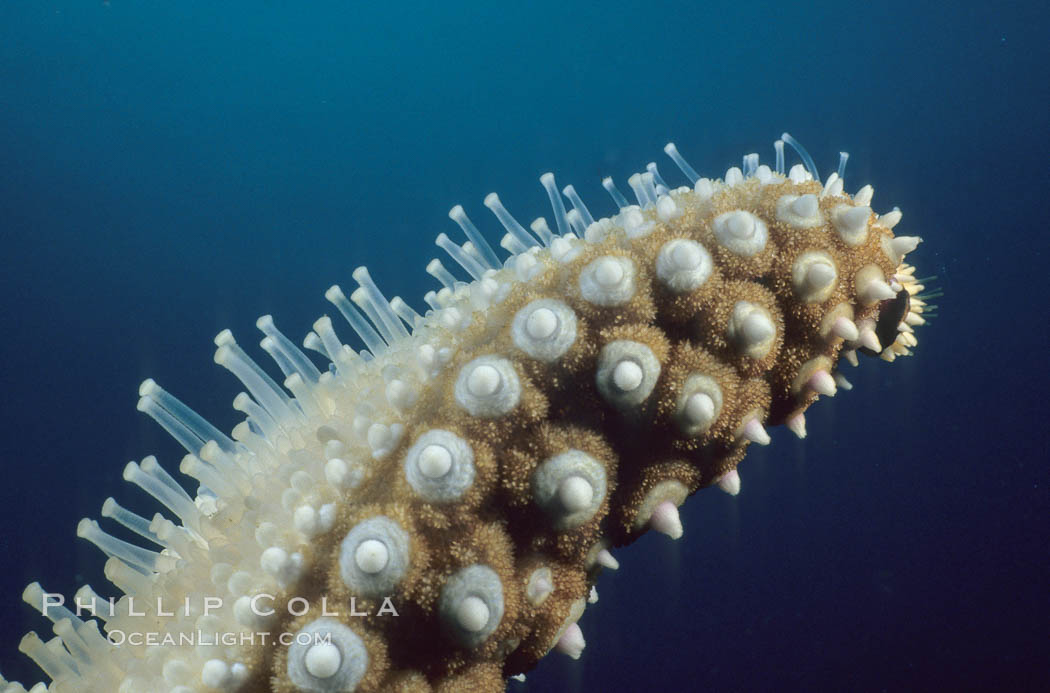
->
[718,469,742,496]
[649,500,684,539]
[417,444,453,478]
[293,505,319,537]
[877,207,902,229]
[676,373,723,436]
[385,378,417,410]
[727,302,776,359]
[526,567,554,606]
[655,238,712,293]
[454,355,521,418]
[527,308,557,339]
[612,361,644,391]
[656,194,682,222]
[404,429,475,502]
[354,539,390,574]
[822,171,844,197]
[339,516,410,596]
[884,234,922,264]
[754,164,775,183]
[367,422,403,460]
[713,210,768,257]
[854,184,874,206]
[439,565,505,648]
[533,450,608,530]
[556,623,586,660]
[832,205,872,246]
[788,164,809,183]
[303,641,342,679]
[694,177,714,201]
[469,365,499,396]
[739,417,771,445]
[684,393,715,429]
[456,596,491,633]
[619,205,653,238]
[787,413,807,439]
[808,369,837,397]
[558,476,594,514]
[791,251,838,303]
[855,266,897,305]
[260,547,302,587]
[891,235,920,256]
[831,316,860,341]
[596,341,661,409]
[579,255,636,306]
[511,298,578,362]
[860,327,882,352]
[200,660,231,689]
[325,457,363,490]
[596,549,620,571]
[286,619,369,691]
[776,193,823,228]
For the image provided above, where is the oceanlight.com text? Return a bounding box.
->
[105,630,336,647]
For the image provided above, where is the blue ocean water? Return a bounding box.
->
[0,1,1046,690]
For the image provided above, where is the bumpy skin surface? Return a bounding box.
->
[8,158,926,693]
[299,180,906,691]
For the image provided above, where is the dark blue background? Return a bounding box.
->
[1,1,1046,690]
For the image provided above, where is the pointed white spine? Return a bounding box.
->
[808,370,837,397]
[831,316,860,341]
[855,265,896,306]
[556,623,586,660]
[718,469,741,496]
[787,414,807,439]
[596,549,620,571]
[649,500,684,539]
[740,417,771,445]
[877,207,902,229]
[860,327,882,352]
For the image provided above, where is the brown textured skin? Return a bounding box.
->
[260,178,903,692]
